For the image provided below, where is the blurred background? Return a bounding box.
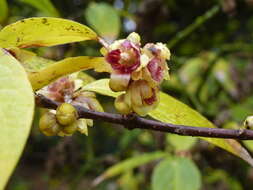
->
[2,0,253,189]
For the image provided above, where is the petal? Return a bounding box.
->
[130,81,143,107]
[131,70,142,81]
[114,94,132,114]
[142,67,158,88]
[147,58,164,82]
[77,119,88,136]
[109,73,131,92]
[106,49,121,69]
[127,32,141,45]
[139,81,153,99]
[132,104,153,116]
[155,43,171,60]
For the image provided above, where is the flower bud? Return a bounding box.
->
[39,112,61,136]
[244,116,253,129]
[115,94,132,114]
[56,103,78,126]
[62,122,78,135]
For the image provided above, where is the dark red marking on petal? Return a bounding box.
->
[144,89,157,105]
[147,58,163,82]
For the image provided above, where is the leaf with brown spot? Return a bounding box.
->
[0,17,97,48]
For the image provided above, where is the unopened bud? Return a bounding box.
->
[115,94,132,114]
[244,116,253,129]
[62,122,78,135]
[56,103,78,126]
[39,112,61,136]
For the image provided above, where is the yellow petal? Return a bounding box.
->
[109,73,131,92]
[130,81,143,107]
[77,119,89,135]
[115,94,132,114]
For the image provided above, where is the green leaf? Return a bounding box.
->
[20,0,60,17]
[0,17,97,48]
[151,157,201,190]
[94,151,168,185]
[166,134,197,151]
[212,58,238,98]
[0,48,34,190]
[82,79,253,166]
[85,2,120,42]
[0,0,8,24]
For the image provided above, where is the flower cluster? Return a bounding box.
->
[104,32,171,116]
[39,75,103,136]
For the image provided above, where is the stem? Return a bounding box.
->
[35,94,253,140]
[167,5,220,48]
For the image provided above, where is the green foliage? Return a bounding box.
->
[96,151,168,184]
[151,157,201,190]
[19,0,60,17]
[85,2,120,42]
[166,134,197,151]
[0,0,8,24]
[0,48,34,190]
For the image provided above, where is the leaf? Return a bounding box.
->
[82,79,253,166]
[0,48,34,189]
[20,0,60,17]
[0,17,97,48]
[150,92,253,166]
[8,48,54,72]
[82,78,122,98]
[166,134,197,151]
[0,0,8,24]
[94,151,168,185]
[230,96,253,122]
[85,2,120,42]
[28,56,111,91]
[151,157,201,190]
[204,169,243,190]
[212,58,238,98]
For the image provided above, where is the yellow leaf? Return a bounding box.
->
[82,79,253,166]
[0,17,97,48]
[29,56,111,91]
[151,92,253,166]
[0,48,34,189]
[82,78,122,98]
[8,47,54,72]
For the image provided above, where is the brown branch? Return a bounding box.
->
[35,94,253,140]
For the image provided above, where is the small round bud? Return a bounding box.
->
[62,122,78,135]
[56,103,77,126]
[244,116,253,129]
[115,94,132,114]
[39,112,61,136]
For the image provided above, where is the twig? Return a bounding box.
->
[35,94,253,140]
[167,5,220,48]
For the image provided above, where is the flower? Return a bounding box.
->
[104,32,171,116]
[105,32,142,92]
[39,75,103,137]
[115,80,159,116]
